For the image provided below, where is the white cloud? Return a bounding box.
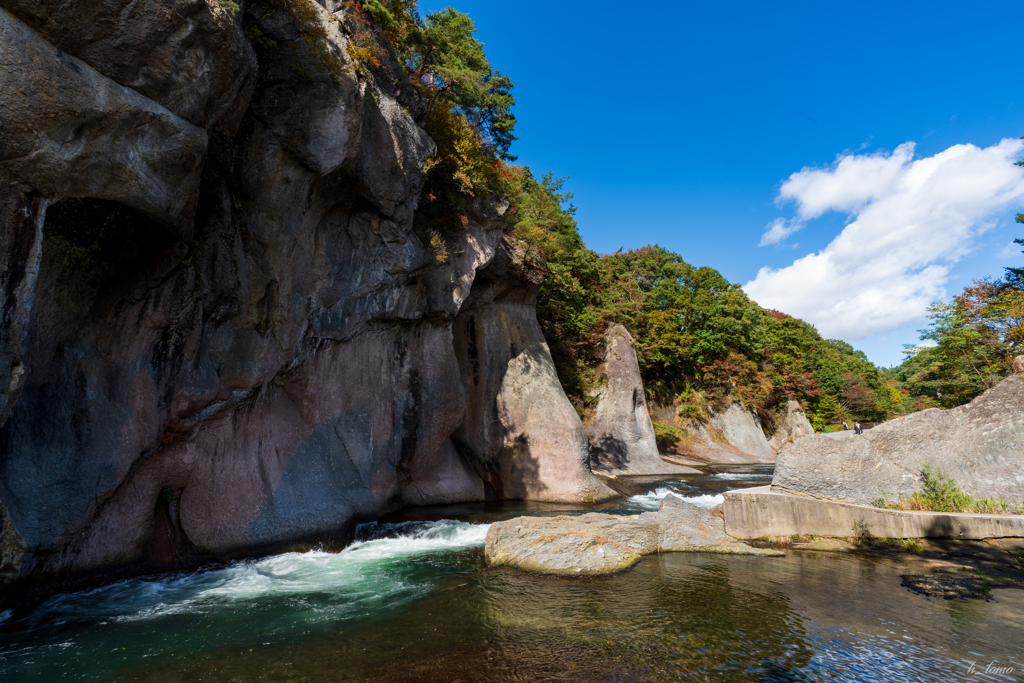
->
[745,138,1024,340]
[999,239,1022,259]
[759,217,802,246]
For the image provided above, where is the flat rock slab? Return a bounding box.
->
[484,495,781,576]
[485,513,658,576]
[657,494,783,555]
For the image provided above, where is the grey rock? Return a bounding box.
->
[772,376,1024,506]
[0,1,615,591]
[485,513,659,576]
[0,8,208,229]
[0,0,257,130]
[768,400,815,452]
[485,497,781,576]
[452,238,616,503]
[709,402,775,461]
[657,494,782,555]
[589,325,695,475]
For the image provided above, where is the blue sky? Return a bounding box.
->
[423,0,1024,366]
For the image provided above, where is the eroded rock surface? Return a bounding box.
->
[452,239,615,503]
[485,494,780,576]
[773,376,1024,506]
[709,403,775,462]
[589,325,695,475]
[0,2,610,592]
[768,400,814,453]
[658,494,781,555]
[484,513,658,576]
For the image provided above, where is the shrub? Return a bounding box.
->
[652,422,684,449]
[876,465,1020,514]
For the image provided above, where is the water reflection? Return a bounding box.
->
[1,467,1022,682]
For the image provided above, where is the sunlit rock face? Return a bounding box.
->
[587,325,694,476]
[773,376,1024,506]
[0,1,608,590]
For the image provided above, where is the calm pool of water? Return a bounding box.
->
[2,465,1022,682]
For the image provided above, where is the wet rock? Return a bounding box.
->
[900,573,991,600]
[657,494,782,555]
[484,513,658,576]
[589,325,696,475]
[485,495,781,576]
[772,376,1024,506]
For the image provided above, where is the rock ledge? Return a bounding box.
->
[484,494,782,576]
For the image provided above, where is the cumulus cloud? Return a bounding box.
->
[745,138,1024,340]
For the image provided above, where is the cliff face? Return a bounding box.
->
[0,1,611,592]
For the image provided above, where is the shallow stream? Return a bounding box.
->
[2,465,1022,682]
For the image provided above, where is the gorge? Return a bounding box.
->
[2,2,1024,681]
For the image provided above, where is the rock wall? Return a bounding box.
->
[451,239,614,502]
[0,0,609,592]
[708,403,775,462]
[767,400,814,453]
[588,325,693,475]
[772,376,1024,506]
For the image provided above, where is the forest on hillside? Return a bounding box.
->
[341,0,1022,437]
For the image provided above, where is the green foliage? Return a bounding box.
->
[652,422,687,449]
[888,278,1022,408]
[875,465,1020,514]
[498,177,891,424]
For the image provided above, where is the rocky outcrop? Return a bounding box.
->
[772,376,1024,506]
[452,239,615,502]
[484,493,781,576]
[709,403,775,462]
[588,325,694,475]
[0,1,609,591]
[767,400,814,452]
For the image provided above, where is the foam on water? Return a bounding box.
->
[627,487,725,511]
[708,473,772,481]
[22,520,489,628]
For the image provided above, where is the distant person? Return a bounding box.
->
[854,422,862,435]
[842,421,849,431]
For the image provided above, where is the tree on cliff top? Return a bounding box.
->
[365,1,516,159]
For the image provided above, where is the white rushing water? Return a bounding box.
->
[708,473,772,481]
[627,487,725,511]
[23,520,490,628]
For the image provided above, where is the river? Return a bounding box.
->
[1,465,1022,682]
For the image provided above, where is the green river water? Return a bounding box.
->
[1,466,1022,682]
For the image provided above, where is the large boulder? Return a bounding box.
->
[484,513,659,576]
[588,325,696,475]
[484,495,781,576]
[709,402,775,462]
[0,1,610,595]
[658,493,780,555]
[772,376,1024,506]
